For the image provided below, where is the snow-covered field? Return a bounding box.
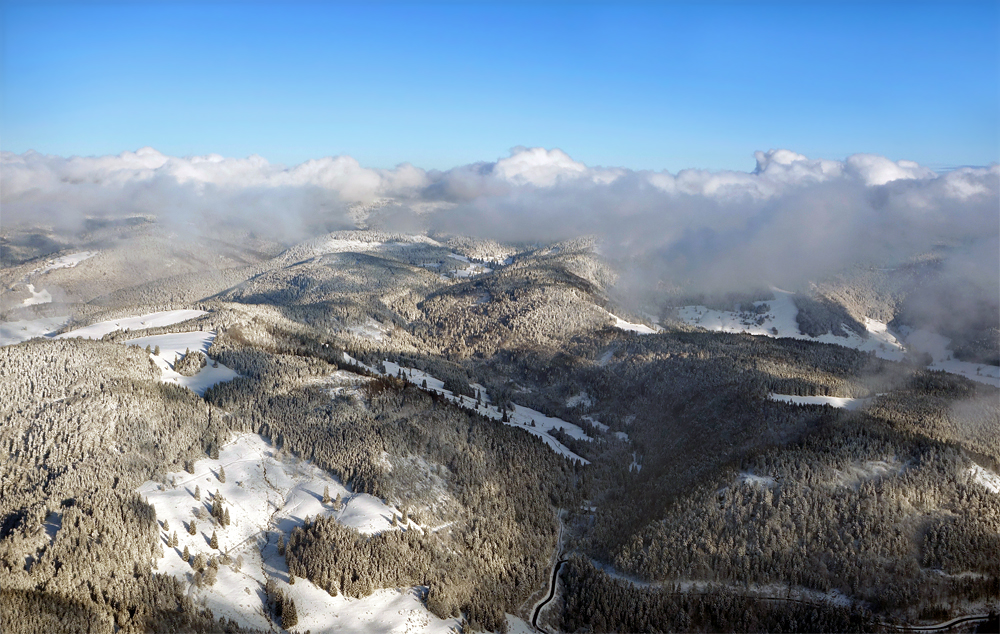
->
[124,331,240,396]
[605,310,660,335]
[139,434,458,633]
[444,253,493,278]
[33,250,98,273]
[0,315,68,346]
[347,354,591,463]
[56,309,207,340]
[898,327,1000,388]
[968,465,1000,494]
[347,319,388,342]
[675,288,1000,387]
[22,283,52,306]
[675,289,906,360]
[768,392,868,410]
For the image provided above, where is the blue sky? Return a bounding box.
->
[2,1,997,171]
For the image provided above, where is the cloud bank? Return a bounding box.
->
[2,145,997,307]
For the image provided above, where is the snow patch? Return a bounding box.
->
[57,309,207,340]
[581,415,608,432]
[0,316,68,347]
[899,327,1000,388]
[566,392,593,408]
[833,458,903,488]
[629,453,642,473]
[139,434,444,632]
[675,289,906,361]
[346,319,387,342]
[968,465,1000,494]
[738,472,776,487]
[35,251,98,273]
[351,354,591,463]
[768,392,868,410]
[22,283,52,306]
[606,310,659,335]
[124,331,239,396]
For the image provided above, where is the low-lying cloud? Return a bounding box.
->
[2,145,997,316]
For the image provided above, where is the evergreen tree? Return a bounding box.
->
[323,485,331,504]
[162,519,169,532]
[154,344,160,355]
[282,599,298,628]
[402,508,409,524]
[210,531,219,550]
[334,492,342,511]
[194,485,200,500]
[223,508,231,527]
[218,466,225,483]
[171,531,179,548]
[189,519,197,535]
[182,545,190,562]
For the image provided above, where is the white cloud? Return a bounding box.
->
[2,146,995,310]
[493,147,588,186]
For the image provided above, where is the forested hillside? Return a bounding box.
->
[1,223,997,632]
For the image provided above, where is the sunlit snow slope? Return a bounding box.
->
[139,434,459,633]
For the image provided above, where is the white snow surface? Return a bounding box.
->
[22,283,52,306]
[346,353,591,463]
[738,472,777,487]
[0,316,68,346]
[124,331,240,396]
[567,392,594,408]
[900,327,1000,388]
[347,319,387,342]
[768,392,868,410]
[139,434,453,633]
[57,309,207,340]
[606,310,659,334]
[675,289,906,360]
[676,289,1000,387]
[969,465,1000,494]
[35,250,98,273]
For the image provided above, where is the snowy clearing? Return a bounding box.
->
[676,289,1000,387]
[738,472,777,487]
[605,310,659,335]
[768,392,868,410]
[898,327,1000,388]
[57,309,207,340]
[675,289,906,360]
[139,434,452,633]
[0,315,68,347]
[346,353,591,463]
[22,283,52,306]
[124,331,239,396]
[833,459,904,488]
[34,250,98,273]
[968,465,1000,494]
[566,392,593,408]
[346,319,387,342]
[580,415,607,432]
